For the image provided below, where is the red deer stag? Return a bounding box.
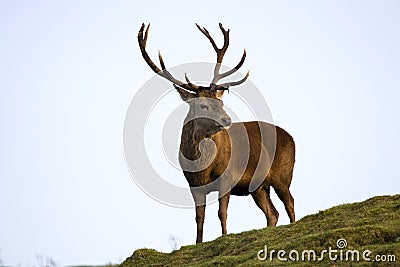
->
[138,23,296,243]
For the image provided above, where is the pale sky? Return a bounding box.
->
[0,0,399,266]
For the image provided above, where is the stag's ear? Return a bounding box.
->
[174,85,196,101]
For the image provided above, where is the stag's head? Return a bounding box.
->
[138,23,249,136]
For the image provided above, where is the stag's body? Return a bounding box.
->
[180,119,295,243]
[138,23,296,244]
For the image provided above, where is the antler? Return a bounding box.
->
[196,23,249,88]
[138,23,249,92]
[138,23,200,92]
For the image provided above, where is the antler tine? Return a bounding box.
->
[196,23,249,90]
[217,23,230,64]
[184,73,196,88]
[195,23,219,54]
[212,49,246,84]
[158,50,166,70]
[196,23,229,64]
[138,23,162,74]
[138,23,199,92]
[218,71,250,89]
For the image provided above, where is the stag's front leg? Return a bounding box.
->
[195,203,205,243]
[192,191,206,244]
[218,191,230,235]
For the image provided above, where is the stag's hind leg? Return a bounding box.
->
[251,186,279,226]
[274,182,295,223]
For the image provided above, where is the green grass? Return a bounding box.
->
[120,195,400,266]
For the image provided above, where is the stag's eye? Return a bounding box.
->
[200,103,209,110]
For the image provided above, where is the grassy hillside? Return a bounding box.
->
[120,195,400,266]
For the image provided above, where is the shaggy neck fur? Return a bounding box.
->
[180,119,217,172]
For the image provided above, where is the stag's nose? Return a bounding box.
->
[221,116,232,127]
